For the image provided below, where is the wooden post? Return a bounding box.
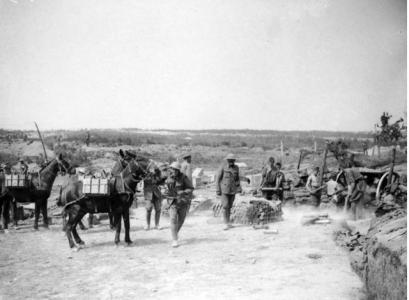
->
[280,140,284,161]
[34,122,48,163]
[318,143,328,187]
[387,147,396,187]
[297,150,303,171]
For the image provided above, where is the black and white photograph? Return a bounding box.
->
[0,0,407,299]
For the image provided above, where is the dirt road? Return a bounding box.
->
[0,206,365,300]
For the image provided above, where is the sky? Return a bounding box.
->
[0,0,406,131]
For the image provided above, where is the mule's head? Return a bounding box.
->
[56,154,73,175]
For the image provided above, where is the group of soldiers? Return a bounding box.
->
[0,159,29,176]
[1,151,368,246]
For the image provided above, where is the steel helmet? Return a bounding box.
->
[170,161,182,170]
[225,153,236,161]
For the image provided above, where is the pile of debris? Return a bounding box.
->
[213,197,282,225]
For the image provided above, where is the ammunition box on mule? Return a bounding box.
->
[81,177,109,195]
[5,174,30,188]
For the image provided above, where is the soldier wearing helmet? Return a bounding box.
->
[216,153,250,230]
[165,161,194,248]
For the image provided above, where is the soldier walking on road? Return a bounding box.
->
[216,153,250,230]
[144,165,165,231]
[166,161,194,248]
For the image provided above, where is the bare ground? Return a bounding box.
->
[0,205,366,300]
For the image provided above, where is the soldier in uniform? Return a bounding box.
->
[259,157,279,200]
[275,162,286,201]
[344,168,366,220]
[165,161,194,247]
[306,167,321,207]
[180,153,193,182]
[144,165,165,231]
[18,159,28,176]
[216,153,250,230]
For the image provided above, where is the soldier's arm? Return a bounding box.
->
[216,167,223,194]
[306,176,312,192]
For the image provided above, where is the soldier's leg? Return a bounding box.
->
[169,205,178,241]
[153,195,161,229]
[145,200,153,230]
[227,195,235,226]
[221,194,230,225]
[177,204,188,233]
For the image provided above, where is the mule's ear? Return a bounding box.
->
[119,149,125,158]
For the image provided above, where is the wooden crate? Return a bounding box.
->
[82,177,109,195]
[5,174,30,188]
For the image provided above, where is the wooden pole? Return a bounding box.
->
[34,122,48,163]
[387,147,396,187]
[280,140,284,161]
[318,143,328,187]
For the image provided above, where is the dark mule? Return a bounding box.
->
[59,158,149,250]
[7,154,71,230]
[0,173,14,230]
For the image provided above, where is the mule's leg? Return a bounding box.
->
[88,213,94,229]
[62,210,67,231]
[0,198,3,230]
[113,212,122,245]
[123,208,132,244]
[34,201,40,230]
[2,197,10,230]
[11,200,18,228]
[72,211,86,246]
[41,199,49,229]
[109,213,114,230]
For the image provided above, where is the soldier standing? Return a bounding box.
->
[306,167,321,207]
[166,161,194,247]
[344,168,366,220]
[259,157,279,200]
[180,153,193,182]
[18,159,28,176]
[144,166,165,231]
[275,162,286,201]
[216,153,249,230]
